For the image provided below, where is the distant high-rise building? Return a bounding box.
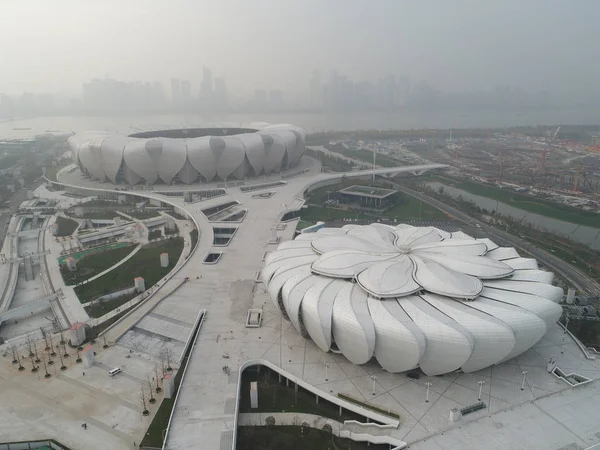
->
[269,89,283,107]
[254,90,267,103]
[214,77,228,106]
[171,79,182,106]
[309,70,322,108]
[200,66,214,98]
[181,80,192,104]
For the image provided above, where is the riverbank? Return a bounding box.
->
[430,175,600,228]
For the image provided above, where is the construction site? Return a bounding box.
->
[435,127,600,204]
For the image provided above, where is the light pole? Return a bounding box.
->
[324,362,331,381]
[521,371,528,391]
[478,380,485,401]
[370,375,378,396]
[424,382,432,403]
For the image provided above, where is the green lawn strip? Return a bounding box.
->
[91,305,136,336]
[74,237,184,303]
[140,322,190,448]
[433,176,600,228]
[337,393,401,420]
[55,216,78,236]
[237,426,387,450]
[126,210,161,219]
[84,292,138,318]
[61,245,136,286]
[190,229,198,249]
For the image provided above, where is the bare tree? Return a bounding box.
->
[49,334,56,357]
[139,386,149,416]
[59,330,66,345]
[164,348,173,372]
[33,340,40,363]
[10,345,18,364]
[26,334,34,357]
[146,372,156,403]
[30,355,38,373]
[58,349,67,371]
[154,363,163,393]
[159,348,174,372]
[102,334,108,349]
[41,355,51,378]
[41,327,50,350]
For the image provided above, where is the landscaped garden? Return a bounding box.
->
[54,216,78,237]
[60,244,137,286]
[74,237,184,303]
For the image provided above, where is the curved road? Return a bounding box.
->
[393,182,600,296]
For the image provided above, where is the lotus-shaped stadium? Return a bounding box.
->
[68,122,306,185]
[263,224,563,376]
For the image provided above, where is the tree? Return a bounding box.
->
[147,372,156,404]
[265,416,275,427]
[154,363,163,393]
[140,386,149,416]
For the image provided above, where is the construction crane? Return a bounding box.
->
[552,126,561,140]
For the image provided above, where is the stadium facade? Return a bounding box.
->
[68,122,306,185]
[263,224,563,376]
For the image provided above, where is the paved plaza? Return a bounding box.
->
[1,155,599,450]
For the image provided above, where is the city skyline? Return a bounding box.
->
[2,66,600,119]
[1,1,600,97]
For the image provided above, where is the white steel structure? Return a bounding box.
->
[68,123,306,185]
[263,224,563,376]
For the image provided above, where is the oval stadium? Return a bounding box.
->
[68,122,306,185]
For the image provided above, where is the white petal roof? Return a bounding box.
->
[263,224,563,376]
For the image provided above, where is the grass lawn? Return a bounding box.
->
[127,210,161,219]
[84,292,138,318]
[74,237,184,303]
[382,194,447,220]
[237,426,388,450]
[66,211,122,221]
[190,228,198,249]
[436,176,600,228]
[62,244,136,286]
[238,368,365,423]
[55,216,78,237]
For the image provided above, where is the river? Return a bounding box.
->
[427,181,600,250]
[2,107,600,139]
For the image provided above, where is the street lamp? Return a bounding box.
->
[324,362,331,381]
[370,375,379,396]
[521,371,528,391]
[424,382,432,403]
[478,380,485,401]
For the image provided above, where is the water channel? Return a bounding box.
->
[426,181,600,251]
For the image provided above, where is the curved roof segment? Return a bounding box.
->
[263,224,563,376]
[68,123,306,185]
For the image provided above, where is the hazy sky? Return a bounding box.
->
[0,0,598,96]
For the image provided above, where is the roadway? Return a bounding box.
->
[392,182,600,296]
